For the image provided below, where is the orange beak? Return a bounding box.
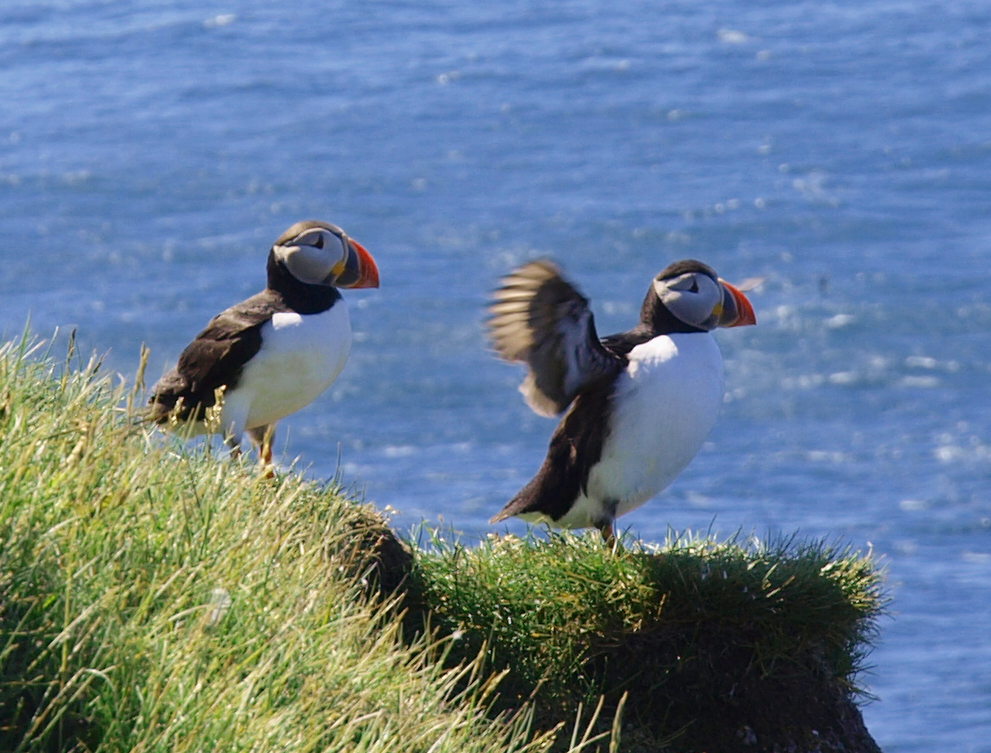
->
[339,238,380,289]
[717,280,757,327]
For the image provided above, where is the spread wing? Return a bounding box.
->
[147,291,279,423]
[488,259,624,417]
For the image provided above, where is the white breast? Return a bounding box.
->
[556,332,725,528]
[223,304,353,432]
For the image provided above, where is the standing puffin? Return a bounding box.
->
[488,259,756,543]
[148,220,379,462]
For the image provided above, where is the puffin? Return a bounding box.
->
[148,220,379,462]
[487,258,756,543]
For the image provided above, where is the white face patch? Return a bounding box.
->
[273,229,348,285]
[653,272,723,330]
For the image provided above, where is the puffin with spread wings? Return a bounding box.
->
[488,259,756,543]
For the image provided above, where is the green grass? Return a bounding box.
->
[0,336,579,753]
[410,530,884,751]
[0,333,885,753]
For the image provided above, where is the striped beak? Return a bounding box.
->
[336,238,380,289]
[716,280,756,327]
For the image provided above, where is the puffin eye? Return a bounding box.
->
[666,273,701,294]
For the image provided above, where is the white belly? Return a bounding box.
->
[556,333,725,528]
[222,304,352,432]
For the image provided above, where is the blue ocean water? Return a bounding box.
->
[2,1,991,749]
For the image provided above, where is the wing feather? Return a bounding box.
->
[147,292,278,423]
[488,259,623,417]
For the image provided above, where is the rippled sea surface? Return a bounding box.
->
[3,1,991,749]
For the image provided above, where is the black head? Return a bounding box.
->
[267,220,379,292]
[639,259,756,335]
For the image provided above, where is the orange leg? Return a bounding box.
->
[600,521,616,548]
[247,425,276,474]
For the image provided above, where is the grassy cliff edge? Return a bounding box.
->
[0,337,885,752]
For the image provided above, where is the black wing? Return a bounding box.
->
[490,381,614,523]
[488,260,624,417]
[148,291,282,423]
[598,329,657,359]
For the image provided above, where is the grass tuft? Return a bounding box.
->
[409,526,885,751]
